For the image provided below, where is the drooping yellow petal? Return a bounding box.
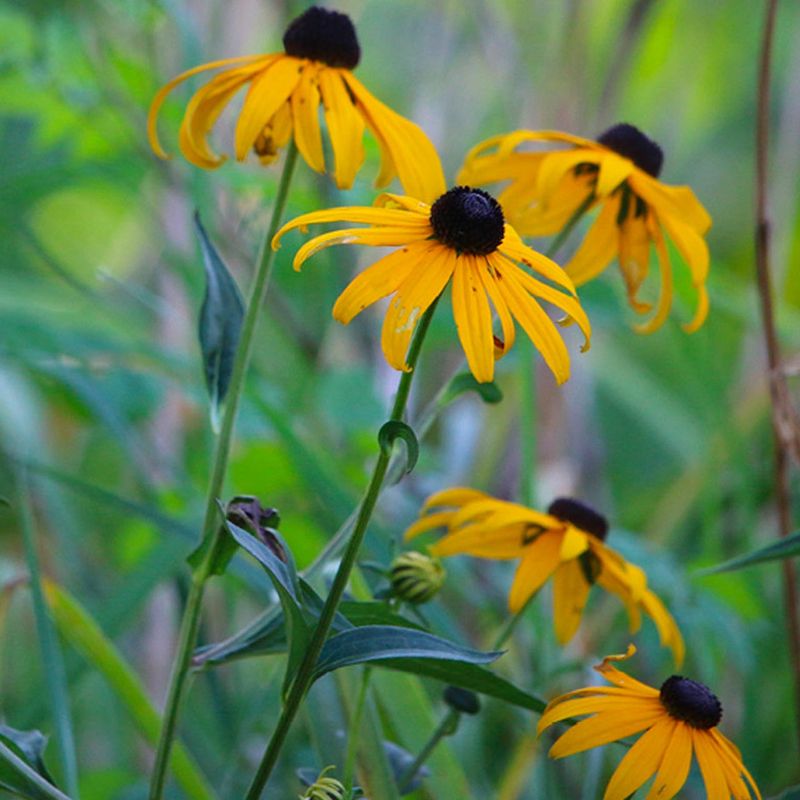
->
[451,256,495,383]
[343,73,446,203]
[380,243,454,371]
[628,172,712,234]
[565,194,621,286]
[646,722,693,800]
[603,718,672,800]
[477,257,517,359]
[432,523,530,560]
[491,257,571,384]
[234,56,304,160]
[332,241,427,323]
[421,487,490,512]
[499,227,577,295]
[548,707,663,759]
[536,149,602,202]
[711,731,762,800]
[272,205,429,250]
[403,510,455,542]
[618,212,653,313]
[538,694,659,733]
[253,101,293,165]
[594,650,660,696]
[634,215,674,334]
[375,193,432,215]
[559,525,589,560]
[640,589,685,667]
[552,559,592,643]
[458,151,545,192]
[693,729,731,800]
[292,226,430,271]
[508,535,563,611]
[318,69,365,189]
[148,54,271,158]
[449,498,556,531]
[512,171,594,238]
[291,64,324,173]
[595,152,635,197]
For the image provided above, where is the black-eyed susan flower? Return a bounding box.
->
[404,490,684,664]
[458,123,711,333]
[272,187,591,384]
[537,646,761,800]
[148,6,444,200]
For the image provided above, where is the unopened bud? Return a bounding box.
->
[443,685,481,715]
[389,551,446,604]
[298,766,345,800]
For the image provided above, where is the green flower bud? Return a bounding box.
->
[299,766,345,800]
[389,551,446,604]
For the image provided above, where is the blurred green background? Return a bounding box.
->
[1,0,799,797]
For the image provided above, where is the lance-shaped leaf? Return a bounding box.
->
[440,372,503,405]
[0,726,68,800]
[697,530,800,575]
[312,625,501,682]
[379,421,419,475]
[194,212,244,429]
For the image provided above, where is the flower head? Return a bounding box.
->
[272,187,591,385]
[389,551,446,604]
[404,489,684,664]
[148,6,444,200]
[458,124,712,333]
[537,646,761,800]
[298,766,345,800]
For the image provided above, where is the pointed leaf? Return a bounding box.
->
[441,373,503,405]
[378,421,419,475]
[697,531,800,575]
[0,736,69,800]
[195,212,244,427]
[312,625,500,681]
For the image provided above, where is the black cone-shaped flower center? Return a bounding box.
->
[429,187,505,255]
[547,498,609,540]
[597,123,663,178]
[660,676,722,729]
[283,6,360,69]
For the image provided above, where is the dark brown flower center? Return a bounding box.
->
[429,187,505,255]
[659,676,722,729]
[597,123,663,178]
[547,498,608,541]
[283,7,360,69]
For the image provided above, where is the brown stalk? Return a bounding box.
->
[754,0,800,756]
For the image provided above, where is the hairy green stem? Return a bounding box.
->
[397,709,459,793]
[244,299,440,799]
[17,468,80,799]
[147,143,299,800]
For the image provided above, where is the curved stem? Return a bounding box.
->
[148,143,300,800]
[342,667,371,795]
[397,709,459,793]
[244,298,441,800]
[754,0,800,755]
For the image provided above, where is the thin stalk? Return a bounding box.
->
[17,468,80,799]
[244,299,441,800]
[492,594,535,650]
[396,709,459,794]
[148,142,300,800]
[0,740,72,800]
[754,0,800,755]
[342,667,372,796]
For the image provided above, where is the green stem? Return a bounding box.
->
[396,709,459,793]
[244,298,441,800]
[0,740,72,800]
[147,142,300,800]
[342,667,372,796]
[492,594,535,650]
[544,194,595,261]
[17,468,80,799]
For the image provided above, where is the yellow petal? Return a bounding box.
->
[292,226,430,271]
[477,257,516,360]
[634,216,673,334]
[344,73,446,203]
[538,694,659,733]
[618,212,653,312]
[559,526,589,560]
[148,54,271,159]
[421,487,490,512]
[628,172,712,234]
[291,64,324,173]
[596,153,635,197]
[452,256,495,383]
[537,149,602,201]
[432,523,530,559]
[693,729,731,800]
[512,172,594,238]
[403,510,455,541]
[499,227,577,294]
[318,69,365,189]
[234,56,303,160]
[640,589,685,667]
[565,194,621,286]
[603,718,672,800]
[549,708,663,759]
[594,650,660,697]
[450,498,555,531]
[380,243,454,371]
[645,722,693,800]
[508,535,562,612]
[375,193,432,215]
[553,559,592,643]
[711,731,762,800]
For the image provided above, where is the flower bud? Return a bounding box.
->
[389,551,446,604]
[443,685,481,715]
[298,766,345,800]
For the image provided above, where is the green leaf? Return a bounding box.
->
[441,372,504,405]
[0,726,68,800]
[186,502,238,578]
[769,786,800,800]
[194,211,244,429]
[0,727,54,785]
[42,581,216,800]
[379,659,546,713]
[312,625,500,682]
[697,531,800,575]
[378,421,419,475]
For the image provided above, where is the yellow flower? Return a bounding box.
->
[147,6,444,200]
[458,124,711,333]
[272,187,591,385]
[404,490,684,664]
[537,646,761,800]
